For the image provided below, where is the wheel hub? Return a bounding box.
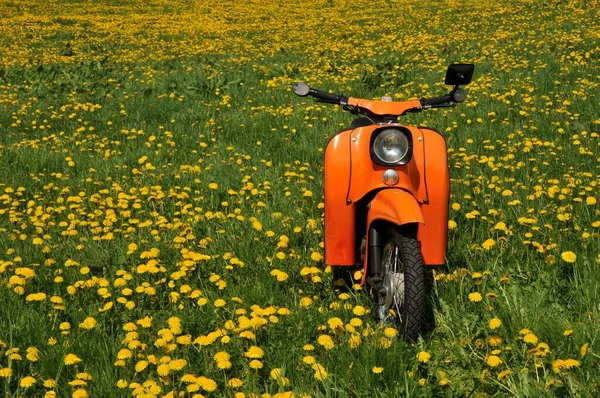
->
[382,271,404,310]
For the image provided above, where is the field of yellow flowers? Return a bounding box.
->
[0,0,599,396]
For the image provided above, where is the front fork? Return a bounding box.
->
[367,227,387,321]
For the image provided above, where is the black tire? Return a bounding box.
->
[374,227,425,341]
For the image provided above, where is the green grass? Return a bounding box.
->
[0,0,599,396]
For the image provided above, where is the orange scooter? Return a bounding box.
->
[293,64,475,340]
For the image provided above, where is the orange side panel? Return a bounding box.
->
[324,130,355,266]
[417,127,450,266]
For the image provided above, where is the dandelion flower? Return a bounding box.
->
[580,343,589,358]
[486,355,502,367]
[468,292,482,302]
[317,335,334,350]
[489,318,502,330]
[372,366,384,374]
[523,333,538,344]
[312,363,328,381]
[560,251,577,263]
[227,378,244,388]
[416,351,430,363]
[64,353,82,365]
[20,376,36,388]
[244,346,264,359]
[78,317,97,330]
[0,368,12,377]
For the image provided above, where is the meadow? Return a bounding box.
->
[0,0,599,396]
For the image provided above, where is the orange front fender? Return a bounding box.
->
[360,189,424,285]
[366,189,424,228]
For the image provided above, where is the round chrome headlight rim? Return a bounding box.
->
[370,127,413,166]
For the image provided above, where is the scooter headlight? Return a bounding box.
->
[371,128,412,166]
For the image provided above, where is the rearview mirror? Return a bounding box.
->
[445,64,475,86]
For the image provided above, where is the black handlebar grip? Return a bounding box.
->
[421,94,451,107]
[310,88,342,103]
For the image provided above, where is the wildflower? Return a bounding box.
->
[299,297,313,308]
[78,317,97,330]
[0,368,12,377]
[384,327,397,338]
[416,351,430,363]
[249,360,263,369]
[372,366,384,374]
[303,355,316,364]
[20,376,37,388]
[482,239,495,250]
[560,251,577,263]
[353,305,366,316]
[312,364,328,381]
[26,346,39,361]
[64,353,82,365]
[310,252,323,261]
[468,292,482,302]
[348,334,361,349]
[581,343,589,358]
[244,346,264,359]
[523,333,538,344]
[497,369,512,380]
[228,378,244,388]
[327,317,344,332]
[486,355,502,367]
[489,318,502,330]
[317,334,335,350]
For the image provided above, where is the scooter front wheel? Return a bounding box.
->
[374,228,425,341]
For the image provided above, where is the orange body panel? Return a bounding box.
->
[348,125,427,203]
[323,130,355,266]
[324,122,449,270]
[415,127,449,266]
[366,189,425,227]
[347,98,422,117]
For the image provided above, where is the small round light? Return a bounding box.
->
[383,169,399,186]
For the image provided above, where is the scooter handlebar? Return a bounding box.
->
[293,82,347,105]
[420,94,451,107]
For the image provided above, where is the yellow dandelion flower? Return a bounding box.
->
[416,351,430,363]
[0,368,12,377]
[310,252,323,261]
[208,183,218,190]
[486,355,502,367]
[303,355,316,365]
[20,376,36,388]
[317,334,335,350]
[227,378,244,388]
[214,299,226,307]
[560,251,576,263]
[26,347,39,362]
[580,343,589,358]
[134,360,148,373]
[353,305,366,316]
[468,292,482,302]
[482,239,496,250]
[249,360,263,369]
[523,333,538,344]
[244,346,264,359]
[348,334,361,349]
[372,366,384,374]
[489,318,502,330]
[497,369,512,380]
[64,353,82,365]
[157,363,170,376]
[78,317,97,330]
[384,327,397,338]
[299,297,313,308]
[312,364,328,381]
